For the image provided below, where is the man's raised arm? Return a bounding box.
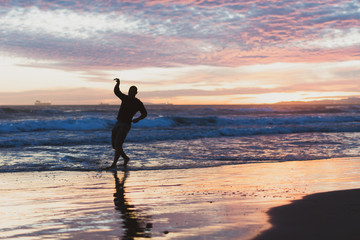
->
[113,78,125,99]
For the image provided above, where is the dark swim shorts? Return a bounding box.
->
[111,121,131,149]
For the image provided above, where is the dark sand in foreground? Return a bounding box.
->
[254,188,360,240]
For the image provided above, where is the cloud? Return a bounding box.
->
[1,0,359,72]
[1,79,358,105]
[0,0,359,104]
[0,88,113,105]
[1,59,359,104]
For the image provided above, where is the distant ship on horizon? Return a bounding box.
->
[34,100,51,106]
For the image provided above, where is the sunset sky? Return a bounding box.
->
[0,0,359,105]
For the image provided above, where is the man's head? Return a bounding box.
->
[128,86,138,97]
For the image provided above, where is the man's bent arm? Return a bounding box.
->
[132,105,147,123]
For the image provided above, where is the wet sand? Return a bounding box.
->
[1,157,360,239]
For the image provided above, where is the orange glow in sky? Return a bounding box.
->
[0,1,359,105]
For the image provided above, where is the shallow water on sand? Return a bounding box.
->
[1,158,360,239]
[2,132,360,172]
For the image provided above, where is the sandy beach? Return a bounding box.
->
[254,188,360,240]
[1,157,360,239]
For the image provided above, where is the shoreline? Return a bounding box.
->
[1,157,360,239]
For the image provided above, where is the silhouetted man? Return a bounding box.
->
[110,78,147,168]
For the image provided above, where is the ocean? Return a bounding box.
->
[1,104,360,172]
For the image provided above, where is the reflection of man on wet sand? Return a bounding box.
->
[110,78,147,169]
[113,171,152,238]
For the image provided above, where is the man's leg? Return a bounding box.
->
[110,149,121,168]
[111,147,129,168]
[111,122,131,168]
[118,147,130,166]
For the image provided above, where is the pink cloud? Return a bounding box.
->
[1,0,359,71]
